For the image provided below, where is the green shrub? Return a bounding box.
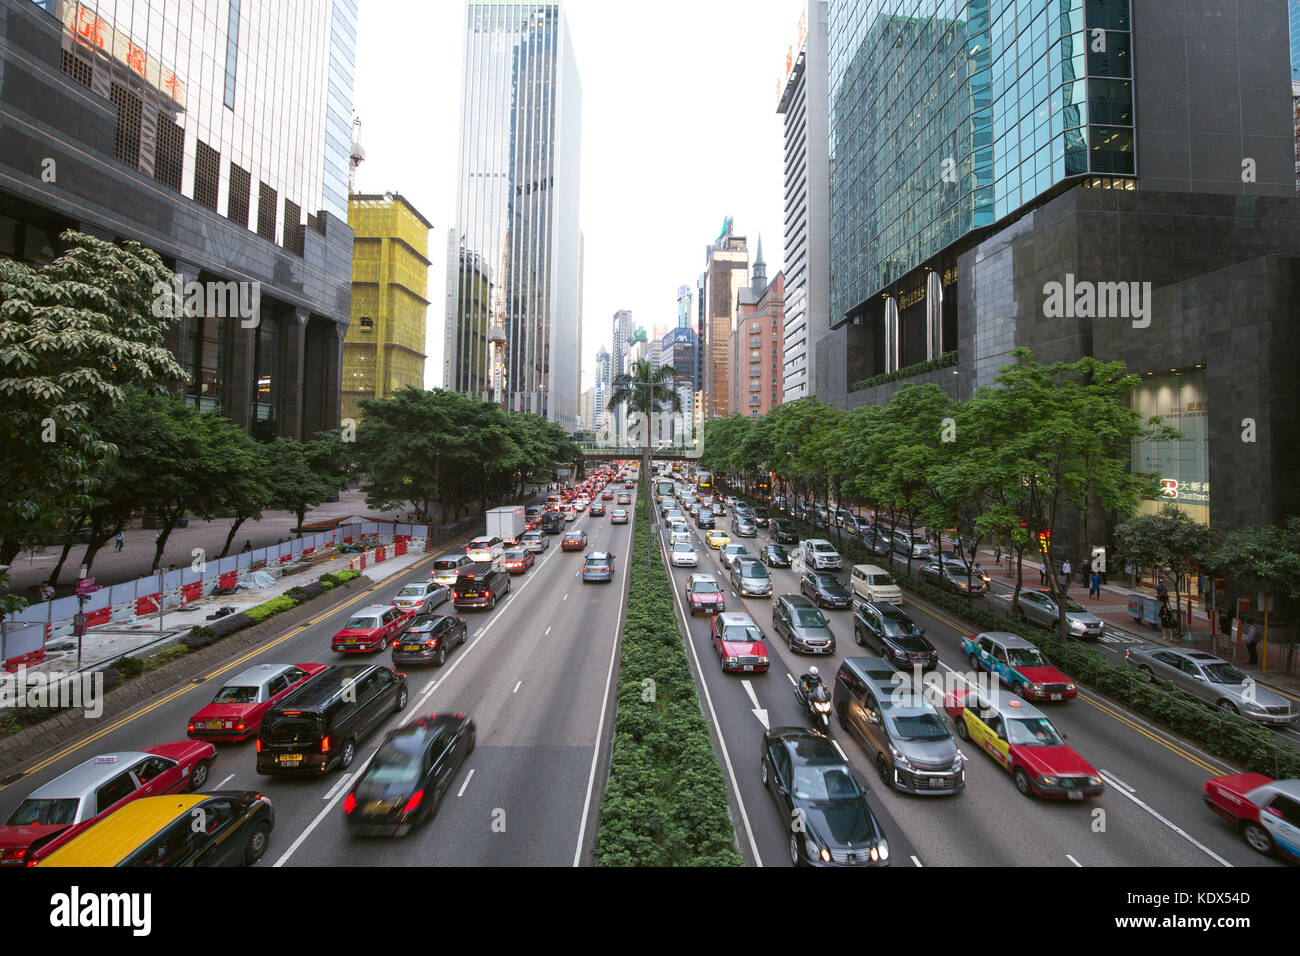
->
[244,594,297,624]
[143,645,189,672]
[318,569,361,588]
[116,656,144,679]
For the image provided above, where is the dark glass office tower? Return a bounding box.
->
[0,0,357,439]
[444,1,582,432]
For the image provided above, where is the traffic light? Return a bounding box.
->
[1037,530,1052,554]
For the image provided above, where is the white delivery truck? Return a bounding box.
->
[486,505,526,546]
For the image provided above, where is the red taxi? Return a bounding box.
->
[1203,773,1300,862]
[331,604,415,653]
[710,612,769,673]
[502,548,535,574]
[187,661,327,740]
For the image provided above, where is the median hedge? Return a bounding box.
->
[745,488,1300,780]
[594,496,744,866]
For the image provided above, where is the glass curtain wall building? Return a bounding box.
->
[1,0,357,440]
[444,1,582,433]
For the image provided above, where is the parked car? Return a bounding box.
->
[391,614,468,666]
[720,543,751,569]
[684,574,726,615]
[451,563,511,610]
[853,601,937,670]
[944,688,1103,800]
[710,612,770,673]
[772,594,835,654]
[1015,589,1105,639]
[833,657,964,795]
[1203,773,1300,862]
[0,741,217,866]
[670,541,699,567]
[800,569,852,609]
[849,564,902,605]
[800,539,842,571]
[391,581,450,614]
[581,551,616,583]
[730,558,773,597]
[187,663,327,742]
[891,530,932,560]
[761,728,890,866]
[1125,645,1298,723]
[758,544,792,568]
[962,632,1076,701]
[331,604,415,654]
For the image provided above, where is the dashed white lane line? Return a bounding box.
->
[1103,769,1135,792]
[1098,770,1232,867]
[785,672,796,686]
[214,773,236,789]
[1066,854,1083,867]
[831,740,849,761]
[911,855,924,867]
[513,680,522,694]
[323,773,352,802]
[564,593,568,600]
[457,769,475,797]
[545,626,551,635]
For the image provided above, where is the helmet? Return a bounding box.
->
[808,666,819,677]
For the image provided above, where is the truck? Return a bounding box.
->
[486,506,526,546]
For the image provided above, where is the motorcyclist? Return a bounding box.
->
[799,666,824,699]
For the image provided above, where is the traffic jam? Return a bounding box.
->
[0,464,640,869]
[648,464,1300,868]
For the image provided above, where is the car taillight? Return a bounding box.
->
[2,847,27,862]
[235,723,245,732]
[343,792,356,815]
[255,738,262,752]
[187,722,196,732]
[321,735,331,753]
[402,790,424,815]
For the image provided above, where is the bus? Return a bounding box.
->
[654,478,675,502]
[696,471,712,492]
[754,476,771,502]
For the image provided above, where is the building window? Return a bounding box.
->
[251,318,279,441]
[194,141,220,211]
[227,163,251,228]
[750,350,760,362]
[109,82,142,168]
[283,199,303,255]
[224,0,241,109]
[153,117,184,192]
[59,49,92,88]
[750,368,761,378]
[257,182,277,242]
[186,313,224,414]
[751,324,760,335]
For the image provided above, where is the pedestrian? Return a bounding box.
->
[1039,560,1047,586]
[1060,558,1072,591]
[242,540,252,552]
[994,543,1002,565]
[1159,603,1175,641]
[1089,570,1101,599]
[1245,621,1260,665]
[39,581,54,603]
[1155,581,1168,607]
[114,530,124,552]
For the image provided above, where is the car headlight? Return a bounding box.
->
[1242,700,1267,713]
[1039,775,1057,786]
[1069,619,1086,632]
[1066,683,1076,691]
[870,840,888,862]
[1088,776,1102,786]
[889,745,913,771]
[957,582,968,591]
[951,752,964,771]
[1030,683,1044,694]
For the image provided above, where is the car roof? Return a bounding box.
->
[852,564,889,573]
[224,662,296,686]
[586,551,611,560]
[806,538,832,546]
[975,630,1036,649]
[688,573,718,585]
[356,605,390,615]
[1251,778,1300,802]
[273,665,374,711]
[966,685,1048,718]
[781,593,817,608]
[27,752,158,799]
[716,612,757,626]
[769,728,839,761]
[839,656,926,696]
[36,794,211,866]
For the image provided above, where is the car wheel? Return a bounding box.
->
[243,821,272,865]
[436,646,447,666]
[1013,767,1033,797]
[188,759,211,791]
[1139,665,1155,683]
[489,595,496,611]
[953,716,970,740]
[761,760,769,787]
[789,833,802,867]
[394,686,409,711]
[968,653,981,672]
[876,755,891,786]
[854,625,864,647]
[1242,820,1275,856]
[339,738,356,771]
[1014,682,1028,700]
[1218,699,1239,717]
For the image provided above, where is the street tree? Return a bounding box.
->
[1112,503,1213,624]
[605,358,681,482]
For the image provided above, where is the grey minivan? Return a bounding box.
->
[832,657,965,795]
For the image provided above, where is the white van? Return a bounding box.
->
[850,564,902,605]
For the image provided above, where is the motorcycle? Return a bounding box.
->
[796,678,833,733]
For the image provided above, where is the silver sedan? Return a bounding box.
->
[1125,645,1297,724]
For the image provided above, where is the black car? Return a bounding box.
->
[758,544,792,568]
[800,570,852,609]
[257,665,409,775]
[752,507,771,528]
[344,713,476,836]
[852,601,938,670]
[696,510,716,530]
[770,520,798,544]
[392,614,468,666]
[761,727,890,867]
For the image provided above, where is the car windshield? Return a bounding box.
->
[692,581,720,594]
[396,585,424,597]
[504,550,525,560]
[433,559,460,571]
[1202,662,1248,684]
[673,542,692,551]
[721,625,762,644]
[6,798,80,826]
[469,539,490,549]
[791,764,861,802]
[365,753,421,784]
[212,685,259,704]
[793,608,827,627]
[1062,597,1087,612]
[410,614,436,628]
[886,710,949,741]
[740,563,768,578]
[813,544,835,553]
[882,615,920,637]
[814,574,842,588]
[1006,717,1064,746]
[1007,648,1048,668]
[344,616,380,630]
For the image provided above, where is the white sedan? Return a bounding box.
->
[670,541,699,567]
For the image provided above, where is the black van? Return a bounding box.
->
[257,665,408,775]
[540,510,564,534]
[451,562,510,610]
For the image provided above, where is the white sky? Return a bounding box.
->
[352,0,806,392]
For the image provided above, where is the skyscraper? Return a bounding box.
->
[777,1,834,402]
[444,1,582,431]
[594,344,609,433]
[676,285,691,329]
[700,217,749,419]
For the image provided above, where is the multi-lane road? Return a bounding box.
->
[651,492,1293,868]
[0,497,634,867]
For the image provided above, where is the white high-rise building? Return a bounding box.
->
[444,2,583,430]
[777,1,829,403]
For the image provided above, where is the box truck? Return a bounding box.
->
[487,506,526,545]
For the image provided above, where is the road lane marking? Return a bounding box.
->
[911,855,923,867]
[457,768,475,797]
[832,740,849,761]
[742,679,769,730]
[545,626,551,635]
[1102,769,1135,792]
[513,680,521,694]
[215,773,235,789]
[1098,770,1232,867]
[564,593,568,600]
[323,773,353,801]
[1066,854,1082,867]
[785,672,796,686]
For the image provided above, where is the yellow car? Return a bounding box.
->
[705,530,730,550]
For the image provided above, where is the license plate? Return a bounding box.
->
[743,665,754,671]
[462,592,479,598]
[403,645,421,652]
[931,777,945,789]
[207,719,224,729]
[365,801,384,814]
[279,754,303,764]
[1068,791,1083,800]
[1051,693,1062,700]
[345,638,356,645]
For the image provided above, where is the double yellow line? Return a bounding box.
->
[903,597,1230,777]
[1,552,439,791]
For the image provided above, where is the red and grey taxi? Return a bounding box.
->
[501,548,535,573]
[331,604,414,654]
[684,573,726,615]
[0,741,215,866]
[1203,773,1300,862]
[187,662,327,741]
[944,688,1102,800]
[710,611,770,674]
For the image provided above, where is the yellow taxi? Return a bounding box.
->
[705,530,731,550]
[34,792,274,867]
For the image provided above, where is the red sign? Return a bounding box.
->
[75,577,101,595]
[1160,478,1179,498]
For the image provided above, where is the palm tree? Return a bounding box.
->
[605,358,682,483]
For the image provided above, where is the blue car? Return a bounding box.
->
[581,551,616,583]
